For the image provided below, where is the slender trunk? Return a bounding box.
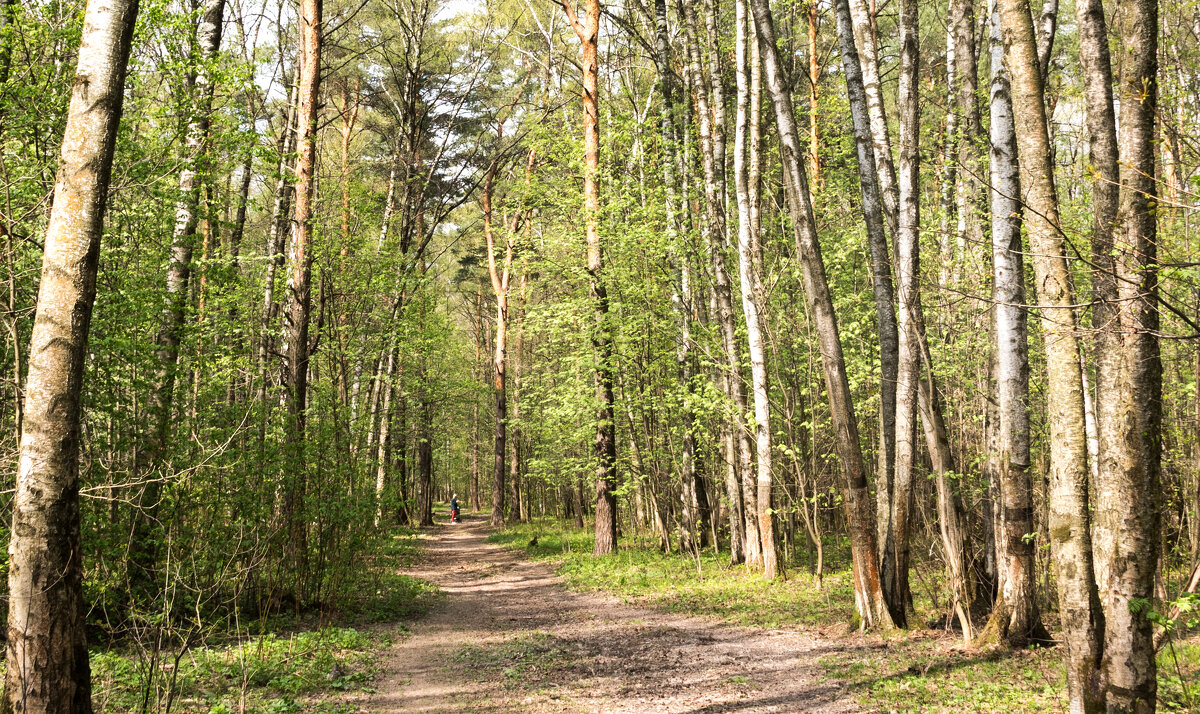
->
[258,65,300,435]
[807,3,820,189]
[885,0,920,627]
[508,270,526,523]
[1035,0,1057,81]
[845,0,899,234]
[916,363,975,642]
[471,282,483,511]
[997,0,1102,706]
[1074,0,1118,592]
[130,0,226,592]
[939,15,959,288]
[484,160,509,527]
[985,0,1042,646]
[1094,0,1161,706]
[3,0,138,707]
[418,358,434,526]
[565,0,618,555]
[735,0,777,579]
[280,0,322,598]
[832,0,898,592]
[749,0,892,629]
[375,345,397,527]
[950,0,983,282]
[681,0,742,559]
[229,149,253,263]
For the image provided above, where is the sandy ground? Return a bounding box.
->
[355,514,858,713]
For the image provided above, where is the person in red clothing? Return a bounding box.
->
[450,494,460,523]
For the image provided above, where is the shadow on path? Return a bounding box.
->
[362,514,858,713]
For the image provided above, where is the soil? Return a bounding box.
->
[351,514,858,713]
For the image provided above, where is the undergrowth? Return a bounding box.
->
[83,527,439,713]
[490,517,1200,713]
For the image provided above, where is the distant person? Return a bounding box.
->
[450,493,460,523]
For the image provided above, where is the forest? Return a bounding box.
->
[0,0,1196,708]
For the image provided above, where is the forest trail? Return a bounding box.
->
[357,515,858,713]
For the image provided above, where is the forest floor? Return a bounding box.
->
[340,513,857,713]
[309,513,1200,713]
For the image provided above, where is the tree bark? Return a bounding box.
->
[1093,0,1162,706]
[845,0,899,234]
[483,157,510,527]
[130,0,226,594]
[563,0,618,555]
[3,0,139,708]
[997,0,1103,706]
[735,0,777,579]
[749,0,893,629]
[682,0,743,558]
[885,0,920,627]
[807,3,820,189]
[832,0,898,578]
[280,0,322,600]
[985,0,1043,647]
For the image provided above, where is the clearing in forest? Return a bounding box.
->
[351,515,856,713]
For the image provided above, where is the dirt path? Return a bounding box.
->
[360,514,858,713]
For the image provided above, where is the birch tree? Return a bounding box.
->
[749,0,892,628]
[3,0,139,707]
[997,0,1102,705]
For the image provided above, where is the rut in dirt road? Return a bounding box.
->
[363,515,858,713]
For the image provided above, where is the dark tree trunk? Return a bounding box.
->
[749,0,893,629]
[280,0,322,601]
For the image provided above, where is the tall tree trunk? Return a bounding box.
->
[807,2,820,189]
[650,0,736,562]
[2,0,138,707]
[375,344,397,526]
[483,158,509,527]
[681,0,743,559]
[471,280,483,511]
[997,0,1102,706]
[280,0,322,600]
[508,270,526,523]
[130,0,226,594]
[749,0,893,629]
[885,0,920,627]
[418,356,434,526]
[842,0,898,547]
[1094,0,1161,706]
[258,64,299,440]
[984,0,1043,647]
[735,0,777,579]
[564,0,618,556]
[950,0,983,282]
[916,354,976,642]
[845,0,899,234]
[832,0,899,598]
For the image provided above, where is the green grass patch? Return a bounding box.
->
[93,627,386,713]
[453,632,579,690]
[489,518,1200,712]
[486,518,855,629]
[81,526,440,713]
[818,636,1068,712]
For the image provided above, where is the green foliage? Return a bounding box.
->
[90,627,385,713]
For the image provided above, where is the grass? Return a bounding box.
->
[489,517,1200,713]
[84,527,440,713]
[487,519,856,630]
[92,627,387,713]
[453,631,580,690]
